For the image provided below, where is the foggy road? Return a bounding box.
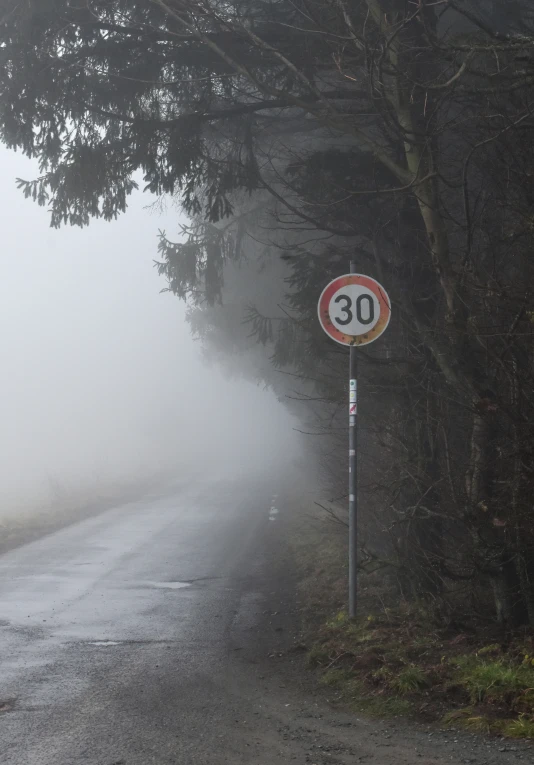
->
[0,477,287,764]
[0,479,531,765]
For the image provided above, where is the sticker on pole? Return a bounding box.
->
[317,274,391,346]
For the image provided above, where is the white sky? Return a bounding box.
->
[0,149,296,514]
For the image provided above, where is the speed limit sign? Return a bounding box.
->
[317,273,391,346]
[318,270,391,620]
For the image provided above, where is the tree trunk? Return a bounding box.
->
[516,551,534,626]
[467,409,529,626]
[490,553,529,628]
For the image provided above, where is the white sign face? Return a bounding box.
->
[318,274,391,347]
[328,284,381,336]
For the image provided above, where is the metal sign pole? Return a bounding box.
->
[317,265,390,621]
[348,261,358,620]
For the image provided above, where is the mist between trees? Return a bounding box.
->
[2,0,534,628]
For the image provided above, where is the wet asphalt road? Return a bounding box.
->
[0,477,285,764]
[1,478,533,765]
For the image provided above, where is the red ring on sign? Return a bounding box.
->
[317,274,391,346]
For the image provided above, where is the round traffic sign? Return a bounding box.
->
[318,274,391,346]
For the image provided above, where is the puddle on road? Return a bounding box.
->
[151,581,191,590]
[124,580,197,592]
[83,639,178,648]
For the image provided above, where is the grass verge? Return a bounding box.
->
[287,494,534,738]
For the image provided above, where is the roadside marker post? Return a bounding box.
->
[317,264,391,619]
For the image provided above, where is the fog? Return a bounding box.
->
[0,149,299,518]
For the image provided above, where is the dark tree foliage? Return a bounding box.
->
[0,0,345,225]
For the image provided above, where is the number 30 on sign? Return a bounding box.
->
[317,274,391,346]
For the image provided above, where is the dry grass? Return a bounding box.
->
[0,474,169,555]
